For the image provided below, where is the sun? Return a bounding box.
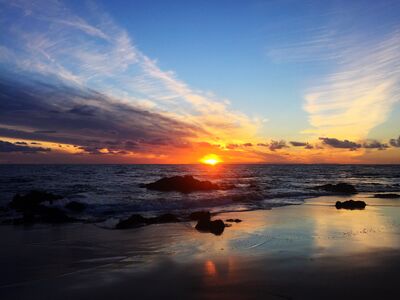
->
[200,154,222,166]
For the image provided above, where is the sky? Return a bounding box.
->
[0,0,399,164]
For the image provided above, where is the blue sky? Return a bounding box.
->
[0,0,399,163]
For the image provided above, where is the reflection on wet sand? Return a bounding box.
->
[1,194,400,299]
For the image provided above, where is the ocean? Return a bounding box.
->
[0,164,399,222]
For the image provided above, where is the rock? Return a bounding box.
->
[65,201,86,212]
[335,200,366,210]
[195,219,226,235]
[13,206,73,225]
[189,211,211,221]
[9,191,73,225]
[226,218,242,223]
[142,175,220,193]
[314,183,357,194]
[147,213,180,224]
[115,213,180,229]
[115,214,147,229]
[373,193,400,199]
[10,190,63,211]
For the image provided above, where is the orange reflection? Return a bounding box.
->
[204,259,217,277]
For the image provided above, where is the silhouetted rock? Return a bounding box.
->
[314,183,357,194]
[373,193,400,199]
[195,218,226,235]
[116,213,180,229]
[143,175,220,193]
[13,206,73,225]
[189,211,211,221]
[10,190,63,211]
[335,200,366,210]
[147,213,180,224]
[65,201,86,212]
[116,214,147,229]
[226,218,242,223]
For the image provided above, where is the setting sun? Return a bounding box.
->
[200,154,222,166]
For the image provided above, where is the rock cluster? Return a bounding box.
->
[314,183,357,194]
[141,175,221,193]
[335,200,366,210]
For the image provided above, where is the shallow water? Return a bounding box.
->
[1,195,400,299]
[0,164,399,221]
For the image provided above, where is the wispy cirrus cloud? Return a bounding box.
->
[0,0,259,148]
[304,30,400,139]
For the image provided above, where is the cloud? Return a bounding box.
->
[0,0,260,149]
[319,137,361,150]
[226,144,239,150]
[0,76,205,154]
[269,140,288,151]
[303,29,400,139]
[362,140,389,150]
[389,136,400,147]
[0,140,50,153]
[34,130,57,134]
[290,141,307,147]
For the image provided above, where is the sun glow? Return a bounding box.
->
[200,154,221,166]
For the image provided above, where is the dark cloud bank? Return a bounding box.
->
[0,140,50,153]
[0,75,206,154]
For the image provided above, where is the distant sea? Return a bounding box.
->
[0,164,399,222]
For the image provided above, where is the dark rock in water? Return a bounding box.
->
[226,218,242,223]
[142,175,220,193]
[116,214,147,229]
[9,191,73,225]
[13,206,73,225]
[314,183,357,194]
[65,201,86,212]
[147,213,180,224]
[335,200,366,210]
[116,213,180,229]
[10,190,63,211]
[189,211,211,221]
[195,219,226,235]
[373,193,400,199]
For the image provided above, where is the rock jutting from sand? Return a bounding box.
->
[373,193,400,199]
[191,210,226,235]
[335,200,366,210]
[141,175,221,193]
[314,183,358,194]
[226,218,242,223]
[115,213,180,229]
[189,211,211,221]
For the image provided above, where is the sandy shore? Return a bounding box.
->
[1,193,400,299]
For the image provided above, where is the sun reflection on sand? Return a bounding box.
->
[204,260,217,277]
[309,198,400,255]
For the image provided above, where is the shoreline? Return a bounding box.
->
[1,194,400,299]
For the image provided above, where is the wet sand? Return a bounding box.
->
[1,193,400,299]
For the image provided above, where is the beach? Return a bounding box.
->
[2,193,400,300]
